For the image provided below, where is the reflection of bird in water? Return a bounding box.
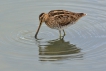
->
[36,38,83,61]
[35,10,87,38]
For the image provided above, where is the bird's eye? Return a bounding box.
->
[39,13,45,20]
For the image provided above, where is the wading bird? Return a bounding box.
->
[35,10,87,39]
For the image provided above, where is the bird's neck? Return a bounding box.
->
[43,14,49,22]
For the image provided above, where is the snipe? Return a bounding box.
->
[35,10,87,38]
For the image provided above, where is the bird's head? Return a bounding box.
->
[39,13,45,22]
[39,13,48,22]
[35,13,48,39]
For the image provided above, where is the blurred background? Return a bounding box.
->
[0,0,106,71]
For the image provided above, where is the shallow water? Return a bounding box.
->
[0,0,106,71]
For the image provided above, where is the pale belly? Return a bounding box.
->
[45,22,75,30]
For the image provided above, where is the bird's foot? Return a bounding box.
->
[59,35,65,39]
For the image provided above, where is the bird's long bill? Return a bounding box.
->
[35,21,42,39]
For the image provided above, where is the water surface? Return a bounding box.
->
[0,0,106,71]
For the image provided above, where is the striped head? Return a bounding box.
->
[39,13,45,21]
[35,13,48,38]
[39,13,48,22]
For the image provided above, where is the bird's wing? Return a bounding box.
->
[48,10,77,27]
[53,14,76,26]
[48,10,71,16]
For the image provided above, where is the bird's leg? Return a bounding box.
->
[59,30,61,38]
[63,30,66,36]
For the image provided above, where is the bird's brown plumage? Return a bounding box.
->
[35,10,87,38]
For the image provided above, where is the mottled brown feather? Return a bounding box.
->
[35,10,86,38]
[39,10,86,30]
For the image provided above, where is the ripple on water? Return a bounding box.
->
[37,38,83,61]
[0,0,106,70]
